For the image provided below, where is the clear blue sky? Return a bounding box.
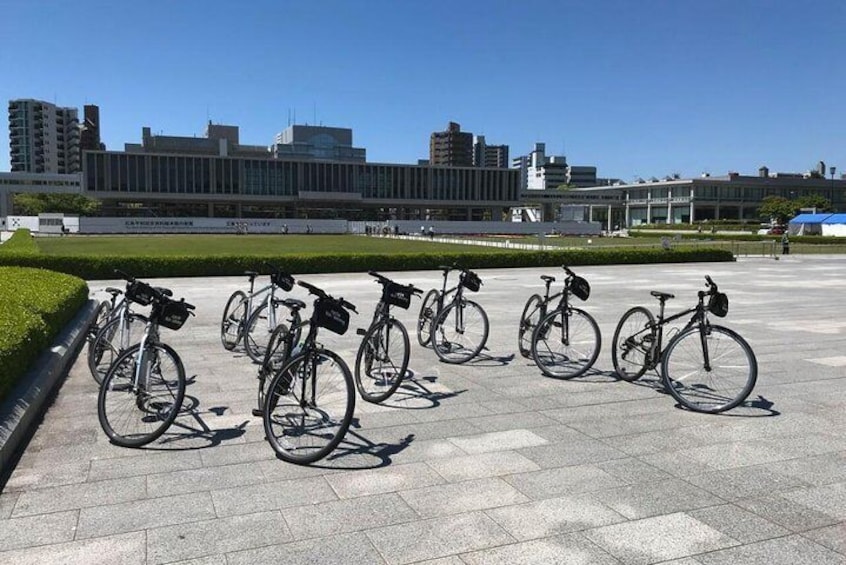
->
[2,0,844,180]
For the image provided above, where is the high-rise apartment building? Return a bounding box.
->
[80,104,105,152]
[429,122,473,166]
[8,99,80,173]
[473,135,509,168]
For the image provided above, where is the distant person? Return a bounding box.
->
[781,232,790,255]
[428,225,434,239]
[306,224,312,234]
[420,225,425,237]
[282,224,288,235]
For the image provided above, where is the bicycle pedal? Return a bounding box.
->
[356,328,367,336]
[251,408,262,417]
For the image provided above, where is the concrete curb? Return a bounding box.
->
[0,299,98,475]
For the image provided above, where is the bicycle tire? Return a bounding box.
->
[88,300,112,342]
[220,290,247,350]
[263,349,355,465]
[258,323,291,412]
[244,301,285,363]
[87,313,147,384]
[662,324,758,413]
[98,342,186,447]
[611,306,656,382]
[531,307,601,379]
[355,317,410,403]
[518,294,543,358]
[431,299,489,364]
[417,289,440,347]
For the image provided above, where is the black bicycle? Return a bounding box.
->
[262,280,357,464]
[611,275,757,413]
[417,265,489,364]
[519,266,601,378]
[354,271,422,403]
[98,282,195,447]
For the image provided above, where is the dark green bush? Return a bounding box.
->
[0,267,88,402]
[0,247,734,279]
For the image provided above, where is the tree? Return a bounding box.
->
[12,193,101,216]
[794,194,833,213]
[757,196,795,224]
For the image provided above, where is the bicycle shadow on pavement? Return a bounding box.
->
[627,375,780,418]
[140,393,250,451]
[378,370,466,410]
[460,351,515,367]
[302,427,416,471]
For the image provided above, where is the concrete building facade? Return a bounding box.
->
[8,99,81,174]
[272,124,366,162]
[473,135,509,168]
[429,122,473,167]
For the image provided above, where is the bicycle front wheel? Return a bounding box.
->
[432,300,489,364]
[98,342,186,447]
[355,318,410,403]
[221,291,248,350]
[662,325,757,413]
[518,294,543,358]
[531,308,601,379]
[263,349,355,464]
[417,289,439,347]
[611,306,656,382]
[87,313,146,384]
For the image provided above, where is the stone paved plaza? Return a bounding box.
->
[1,256,845,564]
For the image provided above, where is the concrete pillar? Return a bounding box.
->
[208,202,214,217]
[236,202,242,218]
[607,205,613,231]
[667,188,672,224]
[588,205,594,222]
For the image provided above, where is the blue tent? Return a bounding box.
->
[788,213,831,235]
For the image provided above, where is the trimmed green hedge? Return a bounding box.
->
[0,267,88,402]
[0,247,735,279]
[0,228,39,254]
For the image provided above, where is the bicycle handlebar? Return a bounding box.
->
[369,271,424,296]
[297,280,357,313]
[115,269,135,283]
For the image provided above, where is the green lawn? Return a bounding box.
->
[35,234,515,256]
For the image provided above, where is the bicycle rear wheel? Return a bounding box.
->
[98,342,186,447]
[87,313,146,384]
[417,289,439,347]
[531,307,601,378]
[611,306,656,382]
[432,300,489,364]
[518,294,543,358]
[220,291,247,350]
[257,323,291,412]
[355,318,410,403]
[88,300,112,341]
[263,349,355,464]
[244,301,287,363]
[662,324,757,413]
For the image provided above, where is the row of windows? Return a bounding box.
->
[84,153,519,202]
[627,185,835,203]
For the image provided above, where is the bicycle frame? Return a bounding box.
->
[644,297,709,370]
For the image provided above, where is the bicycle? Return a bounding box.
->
[354,271,422,403]
[611,275,757,413]
[417,265,489,364]
[253,293,307,418]
[87,270,172,384]
[97,282,195,447]
[519,266,601,378]
[220,264,300,363]
[262,280,357,464]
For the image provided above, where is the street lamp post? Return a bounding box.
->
[830,166,836,204]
